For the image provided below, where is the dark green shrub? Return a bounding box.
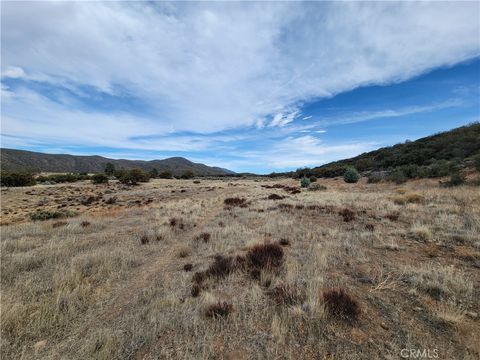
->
[30,210,77,221]
[386,169,407,184]
[149,168,158,178]
[158,170,173,179]
[367,172,383,183]
[309,176,317,183]
[119,168,149,185]
[1,172,36,187]
[180,170,195,179]
[300,177,310,188]
[104,162,115,176]
[36,173,89,183]
[444,171,466,187]
[343,167,360,183]
[474,154,480,171]
[91,173,109,184]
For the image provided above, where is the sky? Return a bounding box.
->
[1,1,480,174]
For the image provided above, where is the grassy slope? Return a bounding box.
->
[1,178,479,359]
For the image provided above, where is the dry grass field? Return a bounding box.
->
[1,177,479,359]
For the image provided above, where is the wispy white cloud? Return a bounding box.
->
[313,99,464,127]
[2,1,479,134]
[1,1,479,172]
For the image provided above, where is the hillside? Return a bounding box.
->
[0,149,234,176]
[306,122,480,178]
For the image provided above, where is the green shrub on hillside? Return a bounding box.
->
[386,169,407,184]
[343,167,360,183]
[1,172,36,187]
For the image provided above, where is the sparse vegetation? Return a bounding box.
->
[1,176,479,359]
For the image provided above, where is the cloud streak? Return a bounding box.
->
[1,1,479,171]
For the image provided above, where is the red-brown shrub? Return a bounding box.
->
[204,301,233,318]
[224,197,247,208]
[338,208,355,222]
[268,194,285,200]
[246,243,284,269]
[322,288,360,321]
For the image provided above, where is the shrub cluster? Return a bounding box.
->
[30,210,77,221]
[117,168,149,185]
[1,172,36,187]
[36,173,90,183]
[91,173,109,184]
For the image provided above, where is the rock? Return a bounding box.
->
[34,340,47,353]
[466,311,478,319]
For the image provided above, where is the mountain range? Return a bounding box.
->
[0,148,234,176]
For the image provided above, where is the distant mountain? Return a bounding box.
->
[0,149,235,176]
[297,122,480,178]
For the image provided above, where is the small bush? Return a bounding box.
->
[140,235,150,245]
[192,271,206,284]
[309,176,317,183]
[268,194,285,200]
[322,288,360,321]
[204,301,233,318]
[30,210,77,221]
[367,172,383,184]
[206,255,240,278]
[343,167,360,183]
[338,208,355,222]
[169,217,184,229]
[308,183,327,191]
[365,223,375,232]
[195,232,211,243]
[246,243,284,269]
[191,284,201,297]
[91,173,109,184]
[180,170,195,179]
[176,246,191,258]
[300,177,310,188]
[158,170,173,179]
[444,172,466,187]
[1,172,36,187]
[385,212,400,221]
[118,168,149,185]
[386,169,407,184]
[81,221,91,227]
[183,263,193,272]
[278,238,290,246]
[105,196,117,204]
[224,197,247,208]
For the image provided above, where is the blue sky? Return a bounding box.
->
[1,1,479,174]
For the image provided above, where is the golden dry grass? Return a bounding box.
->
[1,177,479,359]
